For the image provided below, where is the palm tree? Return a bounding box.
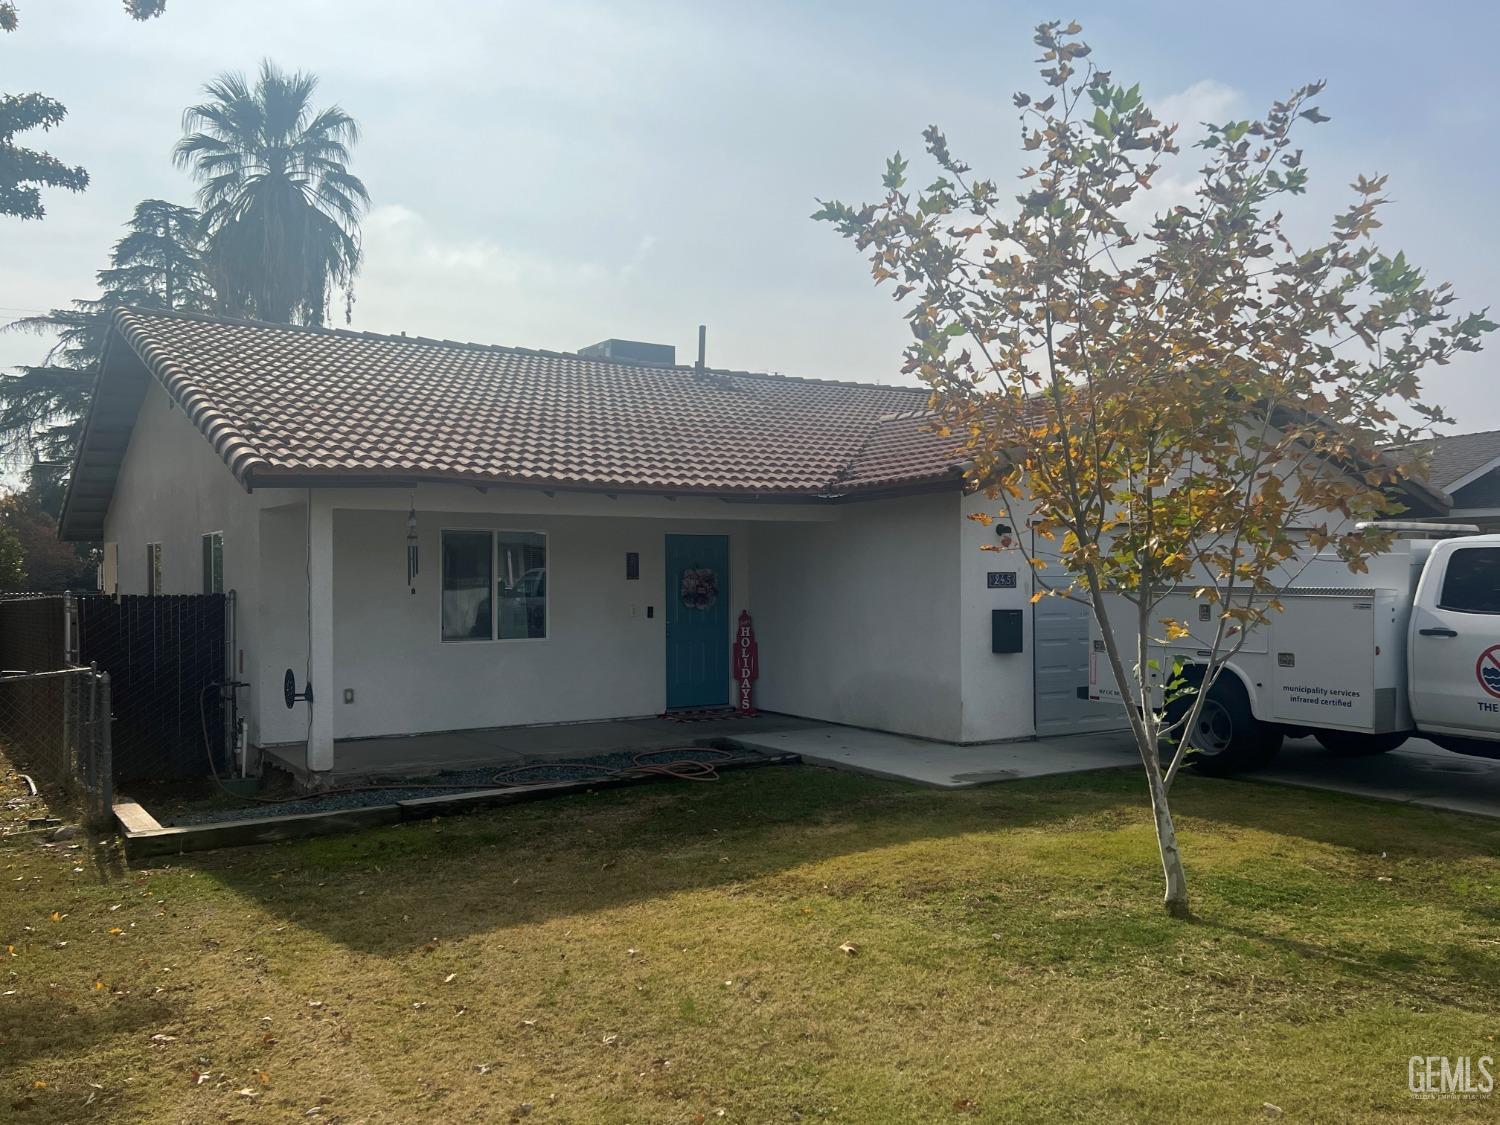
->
[174,60,369,325]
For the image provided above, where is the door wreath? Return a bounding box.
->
[679,567,719,610]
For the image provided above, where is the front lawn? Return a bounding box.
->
[2,753,1497,1122]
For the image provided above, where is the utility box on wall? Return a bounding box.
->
[991,609,1024,654]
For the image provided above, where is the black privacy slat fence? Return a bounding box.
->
[74,593,231,783]
[0,593,68,674]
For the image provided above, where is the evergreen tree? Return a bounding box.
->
[0,199,212,473]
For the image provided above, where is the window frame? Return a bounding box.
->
[101,542,118,595]
[1438,546,1500,616]
[438,527,549,643]
[201,530,224,594]
[146,542,162,596]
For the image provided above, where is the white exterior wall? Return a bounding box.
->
[958,491,1037,742]
[747,492,969,742]
[327,504,755,740]
[101,381,270,741]
[103,380,259,598]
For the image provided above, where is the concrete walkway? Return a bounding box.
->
[732,725,1500,819]
[726,725,1139,788]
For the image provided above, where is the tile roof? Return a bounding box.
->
[62,309,969,537]
[836,411,970,491]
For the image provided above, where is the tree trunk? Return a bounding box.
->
[1143,759,1190,917]
[1083,568,1191,918]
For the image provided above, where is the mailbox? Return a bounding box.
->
[991,609,1024,654]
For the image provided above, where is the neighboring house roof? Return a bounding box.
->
[1406,428,1500,495]
[60,308,968,539]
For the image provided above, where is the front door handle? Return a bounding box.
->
[1419,627,1458,638]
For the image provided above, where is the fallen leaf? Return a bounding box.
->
[443,973,457,984]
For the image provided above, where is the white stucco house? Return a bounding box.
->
[63,307,1441,781]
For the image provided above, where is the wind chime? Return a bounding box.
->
[406,497,420,594]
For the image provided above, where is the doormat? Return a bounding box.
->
[659,707,743,723]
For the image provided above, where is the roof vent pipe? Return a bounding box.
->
[696,325,706,373]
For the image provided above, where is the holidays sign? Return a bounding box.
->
[734,610,759,715]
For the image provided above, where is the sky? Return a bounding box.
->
[2,0,1497,431]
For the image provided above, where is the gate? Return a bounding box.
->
[74,593,233,782]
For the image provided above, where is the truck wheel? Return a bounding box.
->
[1313,730,1409,756]
[1163,676,1283,777]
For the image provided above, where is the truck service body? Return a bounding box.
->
[1087,530,1500,770]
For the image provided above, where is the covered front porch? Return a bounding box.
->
[249,480,960,783]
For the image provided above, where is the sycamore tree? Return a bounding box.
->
[816,21,1493,916]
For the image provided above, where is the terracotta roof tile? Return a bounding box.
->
[99,307,966,498]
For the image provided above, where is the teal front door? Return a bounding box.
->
[665,534,730,709]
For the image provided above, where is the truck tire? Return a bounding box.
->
[1313,730,1409,756]
[1163,675,1283,777]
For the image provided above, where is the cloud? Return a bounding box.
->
[349,204,663,352]
[1154,80,1242,148]
[1115,80,1246,231]
[361,204,612,288]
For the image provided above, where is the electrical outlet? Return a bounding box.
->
[343,688,355,704]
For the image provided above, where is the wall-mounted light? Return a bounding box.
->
[406,504,419,594]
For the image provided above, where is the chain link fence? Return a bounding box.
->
[0,665,112,825]
[1,589,232,808]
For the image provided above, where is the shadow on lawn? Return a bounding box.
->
[183,763,1500,958]
[191,766,1131,952]
[0,991,176,1068]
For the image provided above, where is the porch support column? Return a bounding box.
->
[307,494,336,776]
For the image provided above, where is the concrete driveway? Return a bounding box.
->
[731,725,1500,820]
[1254,736,1500,820]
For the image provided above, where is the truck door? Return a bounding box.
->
[1408,542,1500,738]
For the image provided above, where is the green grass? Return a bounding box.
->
[2,753,1498,1123]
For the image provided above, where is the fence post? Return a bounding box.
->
[63,591,78,666]
[98,670,113,824]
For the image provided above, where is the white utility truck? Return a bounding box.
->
[1087,526,1500,774]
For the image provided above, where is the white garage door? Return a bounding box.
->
[1032,582,1129,737]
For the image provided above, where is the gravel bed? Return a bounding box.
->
[163,746,758,826]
